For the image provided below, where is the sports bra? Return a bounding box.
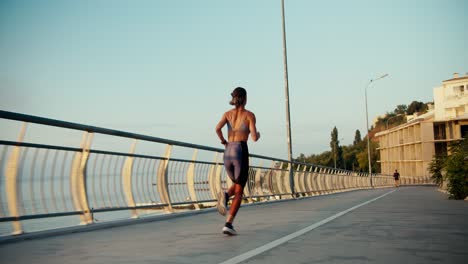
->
[227,113,250,134]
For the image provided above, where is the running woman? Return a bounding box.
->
[215,87,260,235]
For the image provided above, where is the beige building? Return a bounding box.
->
[376,73,468,177]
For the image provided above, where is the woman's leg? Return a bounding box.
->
[226,183,244,224]
[227,184,236,197]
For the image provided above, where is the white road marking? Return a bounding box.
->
[219,189,397,264]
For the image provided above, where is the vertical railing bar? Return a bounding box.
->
[221,166,227,191]
[156,144,173,212]
[196,163,203,200]
[144,156,152,204]
[174,161,182,203]
[5,122,27,234]
[134,157,143,204]
[179,161,188,204]
[112,155,121,207]
[267,162,274,197]
[17,147,29,216]
[108,154,116,208]
[267,162,275,196]
[90,153,99,210]
[195,163,201,200]
[194,163,201,200]
[208,153,218,200]
[59,151,70,212]
[50,149,60,213]
[131,157,141,205]
[244,166,254,201]
[179,162,191,204]
[201,163,209,200]
[117,155,127,207]
[214,155,225,202]
[204,162,211,201]
[29,148,39,215]
[122,139,138,218]
[150,159,158,203]
[133,156,141,204]
[168,160,176,203]
[0,145,7,217]
[201,163,210,201]
[97,154,107,209]
[39,149,50,214]
[176,161,185,204]
[70,132,94,224]
[105,154,115,209]
[186,149,199,209]
[146,158,155,203]
[146,159,156,204]
[0,145,8,217]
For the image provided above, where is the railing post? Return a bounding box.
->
[254,161,264,200]
[311,167,319,195]
[157,144,173,212]
[70,132,93,225]
[287,163,294,198]
[317,168,325,194]
[215,155,224,198]
[243,158,253,203]
[325,168,332,193]
[208,153,220,200]
[122,140,138,218]
[5,122,27,235]
[276,162,286,197]
[299,165,307,196]
[305,166,314,195]
[186,149,200,210]
[293,165,301,196]
[268,161,279,198]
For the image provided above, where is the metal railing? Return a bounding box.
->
[0,110,430,236]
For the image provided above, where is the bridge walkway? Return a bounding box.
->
[0,186,466,264]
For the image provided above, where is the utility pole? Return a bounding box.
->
[281,0,294,195]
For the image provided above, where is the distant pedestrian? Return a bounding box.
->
[393,169,400,187]
[215,87,260,236]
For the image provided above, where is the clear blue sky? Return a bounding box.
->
[1,0,467,159]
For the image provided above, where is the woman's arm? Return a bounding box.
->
[215,113,228,145]
[249,113,260,142]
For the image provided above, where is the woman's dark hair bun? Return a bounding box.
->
[229,87,247,106]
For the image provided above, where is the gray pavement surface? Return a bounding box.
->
[0,186,467,264]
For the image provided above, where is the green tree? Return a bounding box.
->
[428,154,446,187]
[394,104,407,115]
[330,127,342,168]
[444,139,468,199]
[407,101,428,115]
[353,130,362,145]
[356,138,380,173]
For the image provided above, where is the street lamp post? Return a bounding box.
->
[365,74,388,187]
[281,0,294,195]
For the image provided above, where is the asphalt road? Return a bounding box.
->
[1,186,466,264]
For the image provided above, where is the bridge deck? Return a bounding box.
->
[0,186,466,264]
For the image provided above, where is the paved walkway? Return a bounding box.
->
[0,186,467,264]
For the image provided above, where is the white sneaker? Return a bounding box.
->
[222,223,237,236]
[216,192,227,216]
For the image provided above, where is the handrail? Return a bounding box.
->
[0,110,430,237]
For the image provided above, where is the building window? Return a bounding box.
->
[433,123,446,140]
[462,125,468,139]
[453,85,464,96]
[435,142,447,156]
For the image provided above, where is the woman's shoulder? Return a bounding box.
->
[224,109,236,116]
[245,109,255,116]
[244,110,256,121]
